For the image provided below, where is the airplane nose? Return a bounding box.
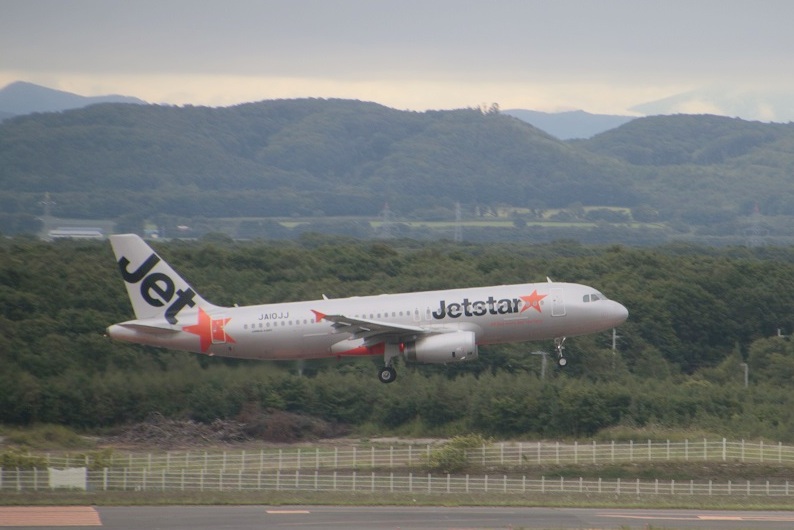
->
[609,301,629,326]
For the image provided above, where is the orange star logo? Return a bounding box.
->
[520,290,547,313]
[183,307,235,352]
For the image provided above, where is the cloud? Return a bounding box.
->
[3,1,794,117]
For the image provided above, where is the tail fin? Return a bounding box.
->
[109,234,220,324]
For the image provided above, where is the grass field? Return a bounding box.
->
[2,488,793,510]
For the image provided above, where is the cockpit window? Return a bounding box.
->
[583,292,609,302]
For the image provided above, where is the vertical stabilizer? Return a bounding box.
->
[109,234,220,324]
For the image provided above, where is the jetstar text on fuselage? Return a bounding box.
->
[431,290,547,320]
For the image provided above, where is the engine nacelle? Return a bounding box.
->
[403,331,478,364]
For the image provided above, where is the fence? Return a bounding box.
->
[1,468,792,497]
[34,439,794,472]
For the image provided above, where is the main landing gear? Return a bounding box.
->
[378,343,400,383]
[555,337,568,367]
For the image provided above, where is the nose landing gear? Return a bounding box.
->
[378,365,397,383]
[555,337,567,367]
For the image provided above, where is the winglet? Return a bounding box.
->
[311,309,326,323]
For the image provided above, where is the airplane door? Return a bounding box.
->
[550,288,566,317]
[413,307,432,322]
[211,315,227,343]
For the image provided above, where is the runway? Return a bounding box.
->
[3,505,794,529]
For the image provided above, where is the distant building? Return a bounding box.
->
[47,227,104,240]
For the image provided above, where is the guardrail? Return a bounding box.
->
[31,439,794,472]
[1,468,792,497]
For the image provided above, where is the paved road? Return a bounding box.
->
[3,505,794,529]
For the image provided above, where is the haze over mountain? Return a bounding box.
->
[502,109,636,139]
[631,87,794,123]
[0,81,145,118]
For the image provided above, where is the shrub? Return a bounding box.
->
[424,433,490,473]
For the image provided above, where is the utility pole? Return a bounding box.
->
[40,191,56,217]
[379,202,393,239]
[746,203,765,248]
[740,362,749,388]
[531,351,548,380]
[611,328,621,371]
[453,202,463,243]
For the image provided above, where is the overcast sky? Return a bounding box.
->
[2,0,793,117]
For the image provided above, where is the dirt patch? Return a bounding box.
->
[104,411,349,448]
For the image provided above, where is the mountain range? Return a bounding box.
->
[0,81,145,117]
[2,96,794,234]
[3,81,794,245]
[0,81,630,139]
[4,80,792,140]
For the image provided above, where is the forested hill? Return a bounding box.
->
[2,99,794,228]
[0,99,627,220]
[578,115,794,222]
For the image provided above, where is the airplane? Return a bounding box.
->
[106,234,629,383]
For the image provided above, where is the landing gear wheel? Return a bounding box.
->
[378,366,397,384]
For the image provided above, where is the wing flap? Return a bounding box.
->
[313,311,428,341]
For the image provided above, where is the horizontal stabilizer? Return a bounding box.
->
[108,321,181,335]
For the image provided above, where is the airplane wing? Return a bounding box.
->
[313,311,429,342]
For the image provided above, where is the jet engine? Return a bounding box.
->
[403,331,478,364]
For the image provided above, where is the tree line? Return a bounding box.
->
[1,236,793,440]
